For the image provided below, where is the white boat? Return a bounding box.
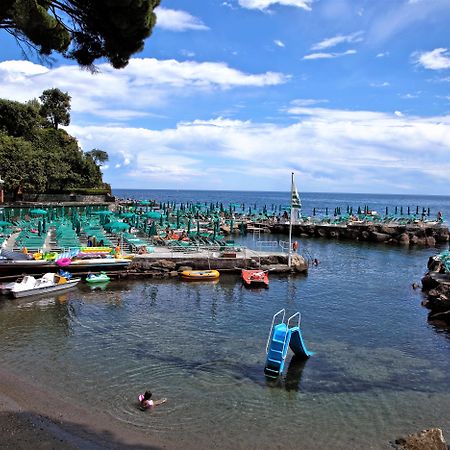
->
[10,273,81,298]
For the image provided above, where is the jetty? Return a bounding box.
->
[126,247,308,279]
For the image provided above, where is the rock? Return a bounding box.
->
[398,233,410,245]
[428,310,450,324]
[156,259,177,270]
[427,256,442,272]
[316,227,327,238]
[395,428,447,450]
[426,236,436,247]
[291,254,308,273]
[411,235,426,245]
[169,271,179,277]
[177,265,193,272]
[370,232,390,243]
[435,227,450,243]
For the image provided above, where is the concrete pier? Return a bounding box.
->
[126,248,308,278]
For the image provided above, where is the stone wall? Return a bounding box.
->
[17,193,115,203]
[128,253,308,276]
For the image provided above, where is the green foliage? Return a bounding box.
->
[64,187,112,195]
[39,88,71,129]
[1,0,160,69]
[86,149,109,165]
[0,98,41,138]
[0,91,108,197]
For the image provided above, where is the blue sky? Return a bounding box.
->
[1,0,450,193]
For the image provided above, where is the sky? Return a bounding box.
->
[1,0,450,194]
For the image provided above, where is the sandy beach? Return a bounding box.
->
[0,367,177,450]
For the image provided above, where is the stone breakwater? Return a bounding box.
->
[270,223,449,246]
[421,255,450,326]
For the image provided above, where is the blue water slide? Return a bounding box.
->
[264,310,312,378]
[289,327,314,359]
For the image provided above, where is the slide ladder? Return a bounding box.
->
[264,309,313,378]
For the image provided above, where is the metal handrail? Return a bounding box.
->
[287,312,301,329]
[279,240,290,253]
[256,240,278,249]
[265,308,285,354]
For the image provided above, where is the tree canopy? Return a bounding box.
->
[0,0,161,69]
[39,88,71,129]
[86,149,109,165]
[0,93,109,199]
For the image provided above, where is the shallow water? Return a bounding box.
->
[0,235,449,449]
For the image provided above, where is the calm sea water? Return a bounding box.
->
[0,190,449,449]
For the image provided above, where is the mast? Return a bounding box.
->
[288,172,294,267]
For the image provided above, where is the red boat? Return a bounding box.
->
[241,269,269,288]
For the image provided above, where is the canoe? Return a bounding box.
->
[242,269,269,288]
[180,269,220,281]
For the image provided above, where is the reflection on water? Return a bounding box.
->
[265,355,308,392]
[0,238,449,449]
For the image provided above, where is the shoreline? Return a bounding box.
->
[0,367,177,450]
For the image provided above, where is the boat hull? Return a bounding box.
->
[242,269,269,288]
[11,279,81,298]
[180,269,220,281]
[0,259,130,277]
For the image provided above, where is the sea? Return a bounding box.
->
[0,190,449,449]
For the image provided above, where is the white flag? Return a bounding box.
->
[291,179,301,208]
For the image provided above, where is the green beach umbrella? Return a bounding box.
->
[144,211,163,219]
[148,221,157,237]
[30,208,47,215]
[105,221,130,232]
[187,218,191,235]
[91,210,112,216]
[120,212,135,219]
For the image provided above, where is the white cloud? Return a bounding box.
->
[238,0,313,11]
[368,0,450,45]
[303,49,356,60]
[400,92,420,99]
[0,59,288,120]
[415,48,450,70]
[376,52,389,58]
[180,49,196,58]
[156,7,209,31]
[370,81,390,87]
[274,39,285,48]
[311,31,363,50]
[290,99,328,106]
[66,108,450,193]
